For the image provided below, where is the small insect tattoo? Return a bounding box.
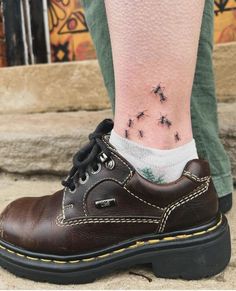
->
[125,129,129,139]
[158,114,172,128]
[136,110,148,120]
[138,130,144,138]
[174,132,181,142]
[151,83,167,103]
[159,91,167,103]
[128,118,134,128]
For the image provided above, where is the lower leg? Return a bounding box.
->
[105,0,205,183]
[105,0,204,149]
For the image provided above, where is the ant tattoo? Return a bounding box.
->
[158,113,172,128]
[138,130,144,138]
[174,132,181,142]
[159,91,167,103]
[151,83,167,103]
[125,129,129,139]
[136,110,148,120]
[128,118,134,128]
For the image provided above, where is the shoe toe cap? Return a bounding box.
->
[0,191,63,252]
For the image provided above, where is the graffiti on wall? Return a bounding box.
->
[48,0,96,62]
[214,0,236,43]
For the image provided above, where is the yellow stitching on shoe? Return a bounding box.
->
[0,215,222,265]
[26,256,39,261]
[113,248,126,254]
[163,236,176,241]
[192,230,207,236]
[82,257,96,262]
[98,253,110,259]
[16,253,25,258]
[135,241,145,247]
[41,258,52,262]
[53,260,68,264]
[175,234,191,239]
[147,239,160,244]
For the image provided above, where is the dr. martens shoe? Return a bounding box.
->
[0,119,231,284]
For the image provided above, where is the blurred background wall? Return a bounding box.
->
[0,0,235,68]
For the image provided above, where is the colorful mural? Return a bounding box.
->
[48,0,96,62]
[0,1,235,68]
[214,0,236,43]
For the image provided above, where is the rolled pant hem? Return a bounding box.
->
[212,173,234,198]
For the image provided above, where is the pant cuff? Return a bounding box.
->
[212,173,234,198]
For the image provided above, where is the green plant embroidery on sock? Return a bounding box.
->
[139,167,165,184]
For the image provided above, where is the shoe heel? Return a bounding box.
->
[151,220,231,280]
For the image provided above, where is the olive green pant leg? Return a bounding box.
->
[81,0,233,197]
[191,0,233,197]
[81,0,115,111]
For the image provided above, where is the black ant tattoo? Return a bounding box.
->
[158,113,172,128]
[152,84,163,95]
[125,129,129,139]
[151,83,167,103]
[174,132,181,142]
[138,130,144,138]
[136,110,148,120]
[159,91,167,103]
[128,118,134,128]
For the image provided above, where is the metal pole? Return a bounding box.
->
[42,0,51,63]
[20,0,28,65]
[23,0,35,64]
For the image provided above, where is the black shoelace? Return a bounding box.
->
[62,119,114,191]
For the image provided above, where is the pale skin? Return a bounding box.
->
[105,0,205,149]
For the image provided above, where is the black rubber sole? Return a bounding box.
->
[219,193,232,214]
[0,215,231,284]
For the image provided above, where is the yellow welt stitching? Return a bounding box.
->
[0,216,222,265]
[128,244,139,249]
[41,258,52,263]
[113,248,126,254]
[98,253,110,259]
[147,239,160,244]
[26,256,39,261]
[82,257,96,262]
[192,230,207,236]
[53,260,67,264]
[163,236,176,241]
[16,253,25,258]
[135,241,145,247]
[176,234,192,239]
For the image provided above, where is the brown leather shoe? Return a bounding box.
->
[0,119,231,284]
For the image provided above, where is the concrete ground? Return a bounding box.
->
[0,174,235,290]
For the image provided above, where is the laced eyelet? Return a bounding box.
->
[91,163,102,175]
[79,172,89,185]
[100,152,108,163]
[105,158,115,170]
[68,187,77,194]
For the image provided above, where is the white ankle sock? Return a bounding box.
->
[109,130,198,183]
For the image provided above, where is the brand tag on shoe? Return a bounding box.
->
[95,198,117,209]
